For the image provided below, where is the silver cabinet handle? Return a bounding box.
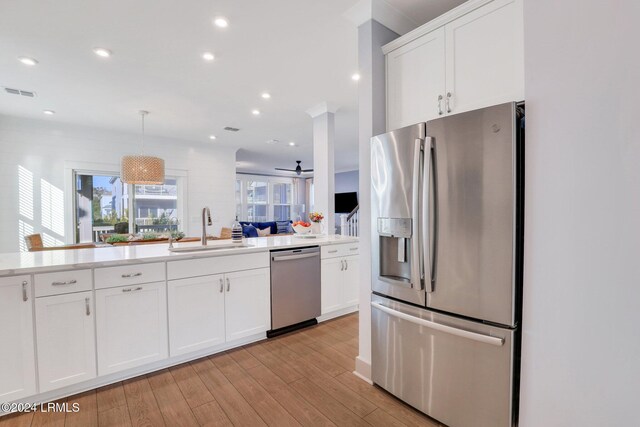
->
[340,260,344,271]
[371,301,504,346]
[345,260,348,271]
[437,94,443,115]
[122,286,143,293]
[22,280,28,301]
[327,249,338,254]
[121,272,142,278]
[349,247,358,251]
[52,279,77,286]
[226,278,230,292]
[219,277,224,293]
[85,297,91,316]
[446,92,452,113]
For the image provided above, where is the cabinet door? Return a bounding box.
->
[168,274,225,356]
[0,276,36,401]
[35,291,96,392]
[321,258,343,315]
[96,282,168,375]
[342,256,360,308]
[224,268,270,342]
[445,0,524,115]
[387,27,446,130]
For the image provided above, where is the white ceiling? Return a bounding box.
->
[0,0,465,176]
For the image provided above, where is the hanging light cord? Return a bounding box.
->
[140,111,146,154]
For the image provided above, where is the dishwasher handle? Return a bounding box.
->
[272,252,320,262]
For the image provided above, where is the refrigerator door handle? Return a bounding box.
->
[423,137,433,292]
[371,301,505,347]
[411,138,424,290]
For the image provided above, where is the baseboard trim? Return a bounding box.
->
[354,355,372,383]
[317,305,359,323]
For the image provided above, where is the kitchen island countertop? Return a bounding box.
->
[0,235,359,277]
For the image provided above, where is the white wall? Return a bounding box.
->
[0,115,236,253]
[356,19,398,380]
[520,1,640,425]
[335,170,359,194]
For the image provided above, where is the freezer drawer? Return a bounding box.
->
[371,295,516,427]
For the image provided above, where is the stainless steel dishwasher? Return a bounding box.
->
[268,246,321,337]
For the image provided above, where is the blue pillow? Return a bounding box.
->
[242,224,259,238]
[276,221,293,234]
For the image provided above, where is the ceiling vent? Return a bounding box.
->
[3,87,37,98]
[224,126,240,132]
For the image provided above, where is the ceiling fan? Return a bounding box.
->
[275,160,313,176]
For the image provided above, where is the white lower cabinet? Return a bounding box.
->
[168,268,270,356]
[224,268,270,342]
[96,281,168,375]
[35,291,96,392]
[321,254,360,315]
[0,276,36,402]
[168,274,226,356]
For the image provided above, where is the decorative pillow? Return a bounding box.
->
[276,220,293,234]
[241,224,258,238]
[257,227,270,237]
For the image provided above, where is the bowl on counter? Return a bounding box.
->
[292,224,312,234]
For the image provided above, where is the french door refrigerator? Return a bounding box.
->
[371,102,524,427]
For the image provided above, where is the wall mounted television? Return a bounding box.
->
[335,192,358,213]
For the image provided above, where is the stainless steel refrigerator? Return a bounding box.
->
[371,102,524,427]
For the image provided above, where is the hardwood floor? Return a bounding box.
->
[0,313,442,427]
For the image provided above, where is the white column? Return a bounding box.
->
[307,102,337,234]
[354,20,399,381]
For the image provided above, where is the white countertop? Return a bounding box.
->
[0,235,359,277]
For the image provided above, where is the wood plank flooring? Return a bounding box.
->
[0,313,443,427]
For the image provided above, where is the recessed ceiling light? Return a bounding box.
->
[43,110,55,115]
[18,56,38,66]
[288,142,296,147]
[93,48,112,58]
[202,52,215,62]
[351,73,361,81]
[209,135,217,140]
[261,92,271,99]
[214,17,229,28]
[252,109,260,116]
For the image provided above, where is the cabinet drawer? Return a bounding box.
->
[95,262,166,290]
[322,243,359,259]
[168,252,269,280]
[34,269,92,297]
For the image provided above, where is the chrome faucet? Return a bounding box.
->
[201,207,212,245]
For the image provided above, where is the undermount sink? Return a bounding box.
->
[169,243,252,253]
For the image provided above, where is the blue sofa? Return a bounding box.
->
[239,221,292,237]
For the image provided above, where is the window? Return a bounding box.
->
[272,182,292,221]
[134,179,179,234]
[73,172,183,243]
[235,174,304,222]
[246,180,268,222]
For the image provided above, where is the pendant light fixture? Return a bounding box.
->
[121,110,165,185]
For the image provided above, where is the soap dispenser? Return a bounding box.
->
[231,216,243,243]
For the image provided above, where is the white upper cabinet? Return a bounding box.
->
[35,291,96,392]
[224,268,270,342]
[168,274,226,356]
[96,281,168,375]
[387,27,446,130]
[385,0,524,130]
[0,276,36,402]
[445,0,524,115]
